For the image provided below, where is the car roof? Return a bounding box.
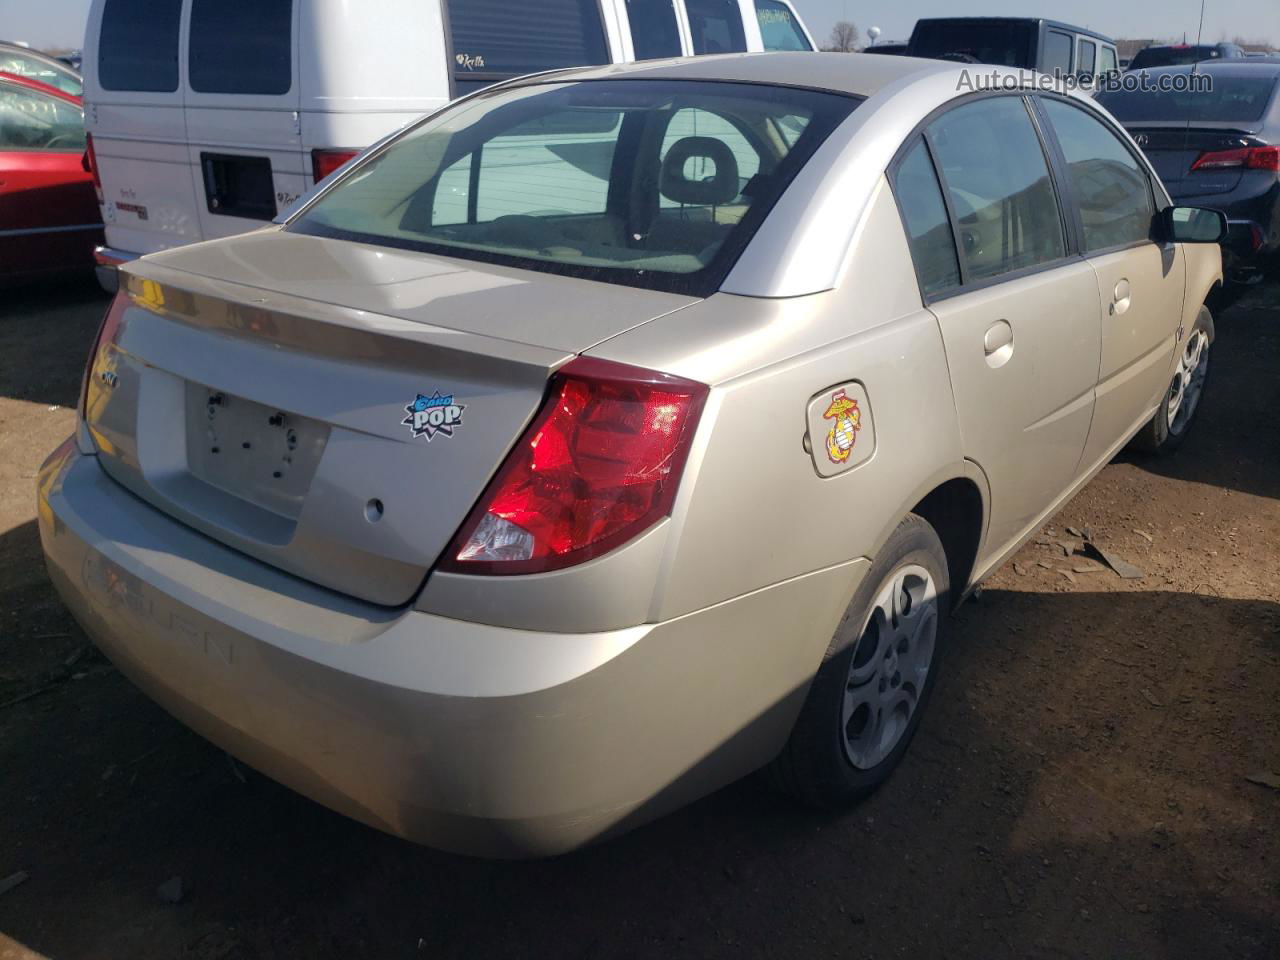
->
[522,51,957,100]
[0,70,82,103]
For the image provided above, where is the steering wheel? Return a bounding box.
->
[45,134,81,150]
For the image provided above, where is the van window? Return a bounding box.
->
[908,19,1035,68]
[1043,31,1072,75]
[189,0,293,95]
[893,139,961,297]
[685,0,748,55]
[0,84,86,151]
[626,0,683,60]
[1077,39,1096,75]
[1040,98,1153,252]
[755,1,811,51]
[927,96,1065,282]
[98,0,182,92]
[447,0,610,95]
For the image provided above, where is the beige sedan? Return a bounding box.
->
[38,53,1225,856]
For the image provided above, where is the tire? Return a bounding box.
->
[1131,305,1214,455]
[769,514,950,809]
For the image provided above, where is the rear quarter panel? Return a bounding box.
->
[592,179,967,620]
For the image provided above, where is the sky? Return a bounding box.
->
[2,0,1277,52]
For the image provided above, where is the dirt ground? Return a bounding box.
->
[0,275,1277,960]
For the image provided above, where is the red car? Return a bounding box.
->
[0,72,103,284]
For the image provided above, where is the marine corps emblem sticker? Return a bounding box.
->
[823,389,862,464]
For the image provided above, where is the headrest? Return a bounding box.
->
[660,136,740,206]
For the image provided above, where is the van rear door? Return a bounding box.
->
[85,0,202,256]
[184,0,306,238]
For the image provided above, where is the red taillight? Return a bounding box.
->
[441,357,709,575]
[85,132,103,204]
[1190,146,1280,172]
[78,291,127,419]
[311,148,359,183]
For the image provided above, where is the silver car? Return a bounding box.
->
[38,53,1225,857]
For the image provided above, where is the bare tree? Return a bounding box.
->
[824,21,859,53]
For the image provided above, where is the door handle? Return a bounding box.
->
[983,319,1014,368]
[1111,278,1132,316]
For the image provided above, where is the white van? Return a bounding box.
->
[83,0,814,289]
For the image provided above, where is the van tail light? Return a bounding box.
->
[85,132,103,204]
[78,291,127,419]
[1190,146,1280,172]
[441,357,709,576]
[311,148,359,183]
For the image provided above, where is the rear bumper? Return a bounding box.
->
[37,438,862,857]
[93,246,139,293]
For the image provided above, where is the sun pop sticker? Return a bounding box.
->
[403,391,465,441]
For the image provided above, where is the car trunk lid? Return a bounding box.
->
[1125,123,1265,197]
[84,233,696,606]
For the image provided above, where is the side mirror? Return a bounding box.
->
[1162,205,1228,244]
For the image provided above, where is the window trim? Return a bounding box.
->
[888,90,1080,304]
[1031,92,1165,258]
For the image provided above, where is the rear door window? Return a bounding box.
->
[1098,47,1118,74]
[447,0,610,95]
[892,139,961,297]
[0,84,85,151]
[685,0,748,55]
[926,96,1066,282]
[1077,39,1097,75]
[98,0,182,92]
[626,0,683,60]
[754,1,811,51]
[189,0,293,95]
[1042,30,1072,76]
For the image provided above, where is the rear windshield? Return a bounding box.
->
[0,49,82,96]
[1130,46,1221,69]
[907,20,1035,67]
[447,0,610,96]
[1099,75,1278,123]
[98,0,182,92]
[289,80,858,296]
[189,0,293,95]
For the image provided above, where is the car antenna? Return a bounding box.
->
[1181,0,1207,172]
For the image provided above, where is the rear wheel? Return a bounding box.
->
[770,514,949,808]
[1132,305,1213,455]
